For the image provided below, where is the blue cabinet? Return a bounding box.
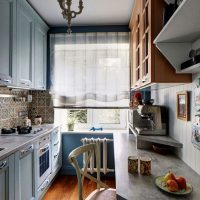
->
[0,0,48,90]
[16,0,34,88]
[34,16,48,90]
[15,144,35,200]
[0,155,15,200]
[0,0,17,85]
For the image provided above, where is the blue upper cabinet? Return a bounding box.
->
[0,0,48,89]
[17,0,35,88]
[34,15,49,90]
[0,0,17,86]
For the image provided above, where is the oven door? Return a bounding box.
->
[37,143,51,187]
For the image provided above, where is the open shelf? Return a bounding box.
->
[177,63,200,74]
[154,0,200,43]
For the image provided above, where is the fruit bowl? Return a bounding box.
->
[155,176,193,195]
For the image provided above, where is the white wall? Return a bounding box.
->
[151,74,200,175]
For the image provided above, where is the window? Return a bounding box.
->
[50,32,130,108]
[54,109,127,131]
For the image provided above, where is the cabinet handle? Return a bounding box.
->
[0,78,11,83]
[41,180,49,191]
[54,154,58,158]
[40,144,49,153]
[0,161,7,170]
[21,145,33,155]
[142,79,146,83]
[53,141,59,146]
[21,82,30,87]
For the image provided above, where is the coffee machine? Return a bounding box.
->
[129,105,168,136]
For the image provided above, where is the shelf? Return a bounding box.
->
[130,126,183,148]
[154,0,200,43]
[177,62,200,74]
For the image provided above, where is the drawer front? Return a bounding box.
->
[51,128,59,142]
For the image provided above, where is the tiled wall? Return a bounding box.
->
[0,88,29,128]
[152,74,200,175]
[0,88,54,128]
[28,90,54,124]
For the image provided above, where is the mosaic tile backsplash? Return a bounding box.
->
[0,88,29,128]
[28,90,54,124]
[0,88,54,129]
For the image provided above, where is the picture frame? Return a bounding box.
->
[176,91,189,121]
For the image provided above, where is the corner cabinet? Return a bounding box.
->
[34,16,48,90]
[0,0,17,85]
[0,155,15,200]
[129,0,192,90]
[17,0,34,88]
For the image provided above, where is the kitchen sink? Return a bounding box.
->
[0,148,5,152]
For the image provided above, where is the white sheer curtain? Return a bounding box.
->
[50,32,130,107]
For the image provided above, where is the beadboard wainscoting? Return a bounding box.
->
[152,74,200,175]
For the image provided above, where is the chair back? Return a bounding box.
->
[68,143,109,200]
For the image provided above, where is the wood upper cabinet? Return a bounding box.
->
[129,0,192,90]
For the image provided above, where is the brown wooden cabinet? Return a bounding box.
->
[129,0,192,90]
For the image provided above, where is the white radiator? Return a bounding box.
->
[81,137,114,175]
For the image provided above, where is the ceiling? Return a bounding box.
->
[28,0,135,27]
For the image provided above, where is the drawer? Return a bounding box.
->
[51,128,59,141]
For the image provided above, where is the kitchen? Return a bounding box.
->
[0,0,200,200]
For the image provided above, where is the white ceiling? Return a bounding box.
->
[28,0,135,27]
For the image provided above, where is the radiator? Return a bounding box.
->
[81,137,114,175]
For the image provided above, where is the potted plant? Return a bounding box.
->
[67,112,76,131]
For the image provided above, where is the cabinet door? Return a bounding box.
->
[17,0,34,88]
[34,21,47,90]
[0,155,14,200]
[15,145,35,200]
[51,128,62,173]
[0,0,17,85]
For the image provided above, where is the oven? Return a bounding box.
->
[36,134,51,187]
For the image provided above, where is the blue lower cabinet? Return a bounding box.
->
[0,155,15,200]
[62,133,115,176]
[15,144,35,200]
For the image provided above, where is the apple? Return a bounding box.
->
[175,176,187,190]
[166,179,179,192]
[164,171,176,182]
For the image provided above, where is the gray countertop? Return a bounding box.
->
[0,124,58,160]
[114,133,200,200]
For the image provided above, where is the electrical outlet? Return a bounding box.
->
[27,95,32,102]
[18,111,28,117]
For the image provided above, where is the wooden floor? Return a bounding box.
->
[42,175,116,200]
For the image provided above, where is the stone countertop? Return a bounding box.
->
[114,133,200,200]
[0,124,58,160]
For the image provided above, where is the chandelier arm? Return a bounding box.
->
[57,0,66,11]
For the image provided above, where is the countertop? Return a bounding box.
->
[0,124,58,160]
[114,133,200,200]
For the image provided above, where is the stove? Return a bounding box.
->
[1,126,47,137]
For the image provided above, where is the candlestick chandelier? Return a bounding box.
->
[58,0,84,33]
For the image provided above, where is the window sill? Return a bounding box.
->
[61,129,128,134]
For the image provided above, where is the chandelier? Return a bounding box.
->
[58,0,84,33]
